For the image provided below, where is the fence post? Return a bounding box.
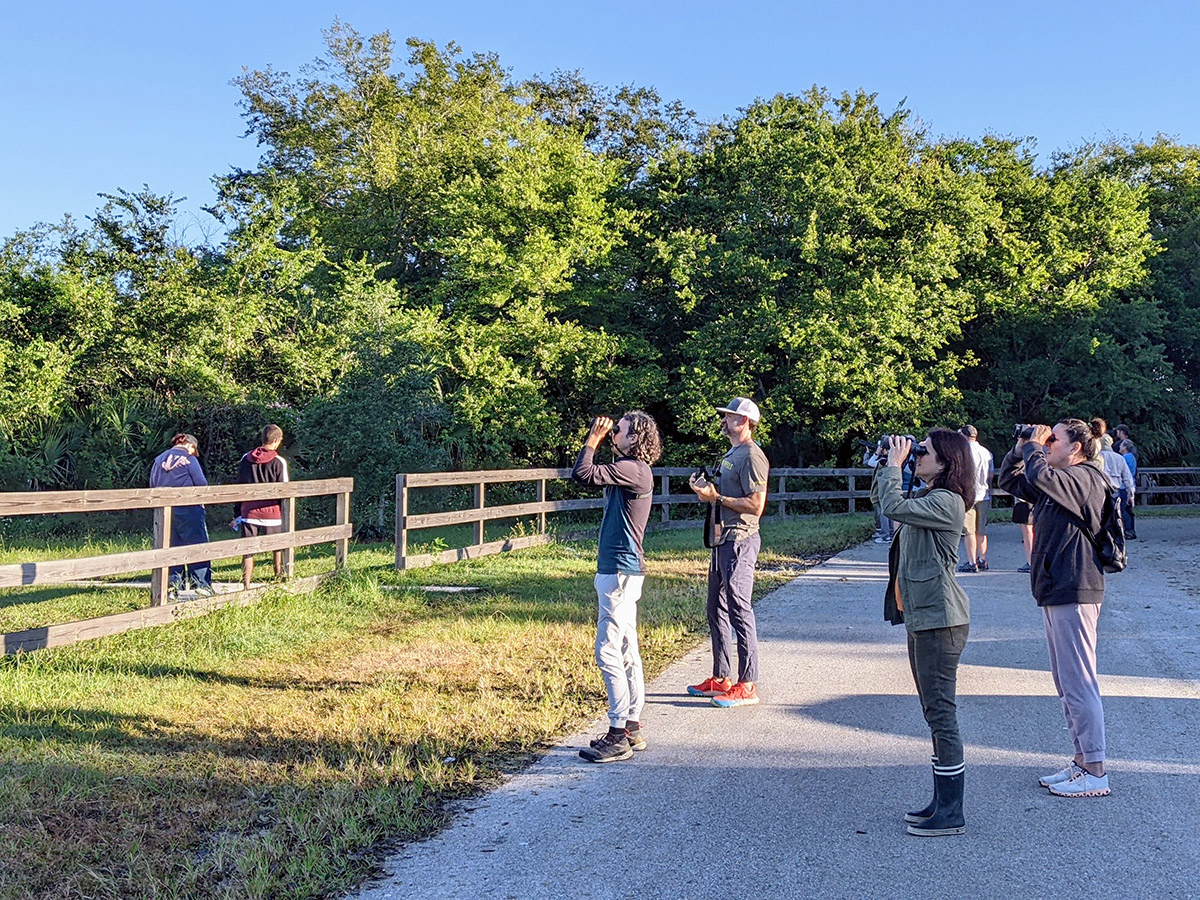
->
[661,472,671,523]
[777,474,787,517]
[848,474,856,513]
[537,479,547,534]
[395,474,408,570]
[335,491,351,569]
[281,496,296,579]
[474,482,485,547]
[151,505,173,606]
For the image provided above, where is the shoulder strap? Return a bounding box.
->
[1057,504,1104,556]
[1053,467,1112,555]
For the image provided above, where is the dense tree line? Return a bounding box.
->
[3,23,1199,527]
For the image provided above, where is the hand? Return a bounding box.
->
[1030,424,1053,446]
[688,472,718,502]
[585,416,614,449]
[886,435,912,468]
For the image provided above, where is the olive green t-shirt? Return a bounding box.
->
[716,441,770,543]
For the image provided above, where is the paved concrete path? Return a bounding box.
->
[351,519,1200,900]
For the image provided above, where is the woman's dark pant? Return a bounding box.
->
[907,625,969,767]
[169,505,211,588]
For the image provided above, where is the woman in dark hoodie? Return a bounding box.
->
[997,419,1111,798]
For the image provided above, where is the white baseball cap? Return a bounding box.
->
[715,397,761,423]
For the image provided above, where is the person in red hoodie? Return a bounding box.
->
[231,424,289,590]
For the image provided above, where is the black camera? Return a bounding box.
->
[1014,423,1036,441]
[693,465,718,483]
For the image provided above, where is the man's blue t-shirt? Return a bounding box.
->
[572,447,654,575]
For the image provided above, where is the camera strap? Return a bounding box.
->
[703,455,723,549]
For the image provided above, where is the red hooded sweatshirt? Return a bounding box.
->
[234,446,289,523]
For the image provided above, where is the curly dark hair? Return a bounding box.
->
[622,410,662,465]
[924,428,976,514]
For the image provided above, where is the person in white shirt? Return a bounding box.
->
[957,425,994,573]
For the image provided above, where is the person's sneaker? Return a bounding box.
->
[589,729,647,752]
[1018,563,1032,573]
[712,682,759,708]
[687,677,733,697]
[194,583,216,598]
[956,562,977,573]
[579,732,633,763]
[1038,762,1082,788]
[977,558,989,571]
[1047,767,1110,797]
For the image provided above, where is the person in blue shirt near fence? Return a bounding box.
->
[149,433,213,598]
[1117,438,1139,539]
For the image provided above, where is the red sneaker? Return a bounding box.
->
[712,682,759,707]
[687,676,733,697]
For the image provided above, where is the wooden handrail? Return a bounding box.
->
[0,478,354,516]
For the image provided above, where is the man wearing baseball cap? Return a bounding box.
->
[686,397,770,707]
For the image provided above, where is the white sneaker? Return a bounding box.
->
[1048,768,1110,797]
[1038,762,1081,788]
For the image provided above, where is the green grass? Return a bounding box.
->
[0,514,873,899]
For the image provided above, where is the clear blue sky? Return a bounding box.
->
[3,0,1198,242]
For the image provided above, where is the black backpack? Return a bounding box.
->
[1061,485,1127,574]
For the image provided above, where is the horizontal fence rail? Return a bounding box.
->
[0,480,352,515]
[1,478,353,652]
[396,466,879,570]
[395,464,1200,570]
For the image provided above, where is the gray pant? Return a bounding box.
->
[907,625,969,769]
[707,534,760,683]
[1043,603,1106,764]
[594,574,645,728]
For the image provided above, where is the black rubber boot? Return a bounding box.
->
[907,770,965,836]
[903,756,938,824]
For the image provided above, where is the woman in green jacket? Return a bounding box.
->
[871,429,976,837]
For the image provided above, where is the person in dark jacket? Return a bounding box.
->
[997,419,1111,798]
[872,429,976,837]
[149,432,212,597]
[572,411,662,763]
[231,424,289,590]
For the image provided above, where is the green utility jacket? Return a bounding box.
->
[871,465,970,632]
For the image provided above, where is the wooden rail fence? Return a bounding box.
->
[395,464,1200,570]
[395,467,873,569]
[0,478,353,652]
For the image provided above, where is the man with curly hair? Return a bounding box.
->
[572,410,663,763]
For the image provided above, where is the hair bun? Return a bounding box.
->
[1089,422,1104,438]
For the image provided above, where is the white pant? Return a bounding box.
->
[594,573,645,727]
